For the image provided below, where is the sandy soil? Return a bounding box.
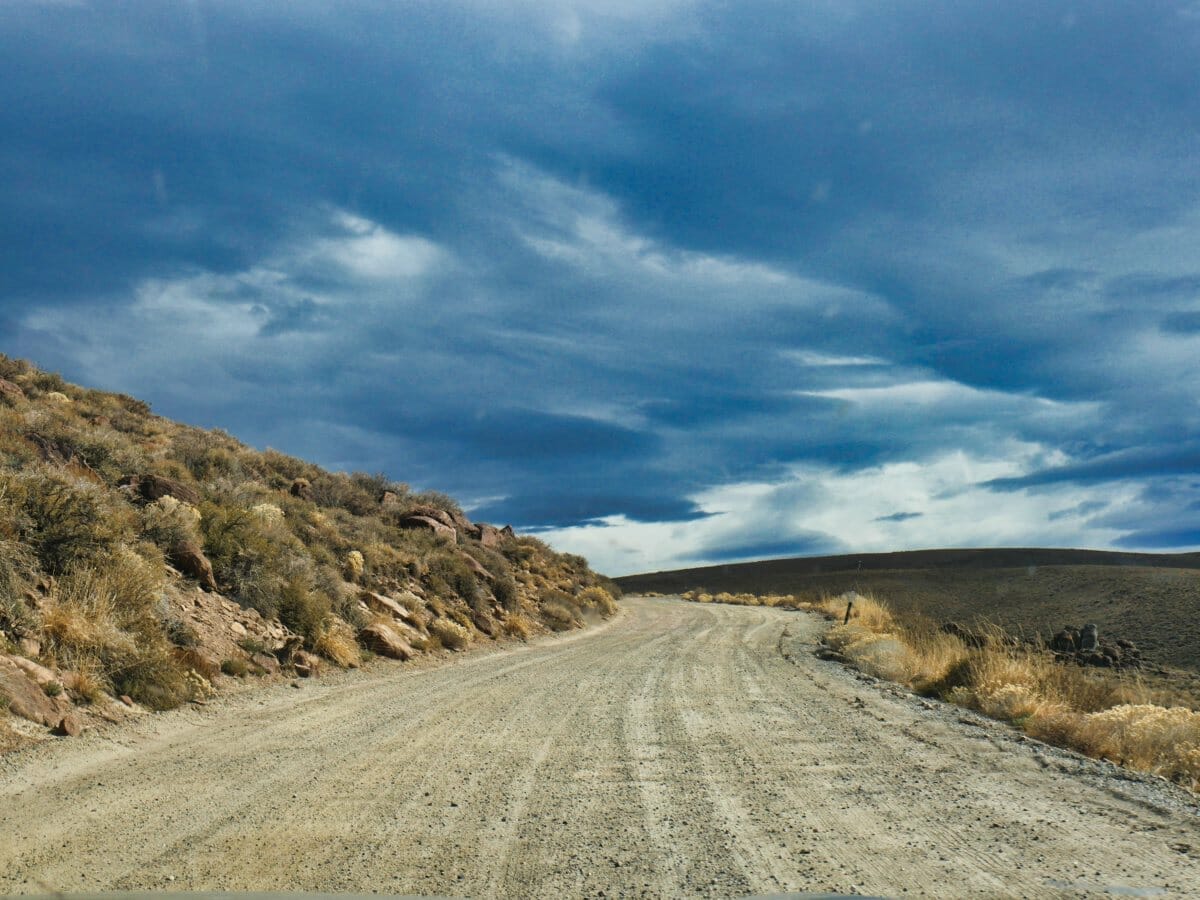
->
[2,597,1199,898]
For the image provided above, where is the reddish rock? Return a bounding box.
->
[53,714,82,737]
[119,695,135,707]
[168,542,218,591]
[10,655,58,687]
[474,523,504,549]
[403,505,458,530]
[361,590,411,621]
[0,377,26,405]
[458,552,494,582]
[0,656,69,727]
[359,622,416,660]
[396,515,455,544]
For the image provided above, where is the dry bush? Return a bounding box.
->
[3,467,136,573]
[313,617,362,668]
[428,617,472,650]
[540,597,582,632]
[140,495,202,552]
[41,549,189,709]
[577,585,618,618]
[502,613,533,640]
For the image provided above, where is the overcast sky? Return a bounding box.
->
[3,1,1199,575]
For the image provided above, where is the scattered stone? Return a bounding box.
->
[119,695,134,707]
[458,552,494,582]
[229,621,247,637]
[1049,624,1142,669]
[250,652,280,675]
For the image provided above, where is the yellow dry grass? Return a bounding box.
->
[313,617,362,668]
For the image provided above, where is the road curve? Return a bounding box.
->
[2,597,1199,898]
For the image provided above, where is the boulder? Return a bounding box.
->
[458,552,494,582]
[119,473,202,506]
[1049,627,1081,654]
[473,523,504,549]
[52,714,83,737]
[168,542,218,591]
[289,478,313,500]
[403,505,458,530]
[361,590,411,621]
[0,377,26,405]
[1080,623,1100,652]
[292,650,322,678]
[10,655,58,687]
[359,622,415,660]
[0,656,70,727]
[396,514,455,544]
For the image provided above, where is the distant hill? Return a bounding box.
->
[0,354,617,747]
[616,548,1200,672]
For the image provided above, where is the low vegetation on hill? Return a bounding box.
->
[0,355,618,744]
[680,589,1200,791]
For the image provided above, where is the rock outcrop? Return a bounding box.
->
[1048,624,1142,669]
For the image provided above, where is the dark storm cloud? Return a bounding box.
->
[3,1,1200,571]
[987,445,1200,490]
[875,512,923,523]
[686,533,846,564]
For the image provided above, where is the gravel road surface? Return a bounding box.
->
[2,596,1200,898]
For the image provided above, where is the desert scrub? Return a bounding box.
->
[140,495,202,553]
[41,549,188,709]
[502,612,533,640]
[428,617,472,650]
[539,591,582,631]
[1,466,136,573]
[577,585,618,618]
[313,617,362,668]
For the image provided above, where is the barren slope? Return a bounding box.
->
[2,597,1199,898]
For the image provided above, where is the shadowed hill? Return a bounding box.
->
[616,548,1200,672]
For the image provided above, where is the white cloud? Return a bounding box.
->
[539,444,1134,575]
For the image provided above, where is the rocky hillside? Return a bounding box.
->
[0,355,618,747]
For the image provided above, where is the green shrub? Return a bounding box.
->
[221,658,249,677]
[426,551,479,604]
[2,467,135,573]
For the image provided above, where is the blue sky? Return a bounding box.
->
[3,1,1200,575]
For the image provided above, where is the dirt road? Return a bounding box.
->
[2,597,1199,898]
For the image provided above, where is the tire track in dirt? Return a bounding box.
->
[2,597,1199,898]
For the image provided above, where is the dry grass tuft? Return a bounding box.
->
[577,586,618,618]
[428,617,472,650]
[502,613,534,640]
[313,617,362,668]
